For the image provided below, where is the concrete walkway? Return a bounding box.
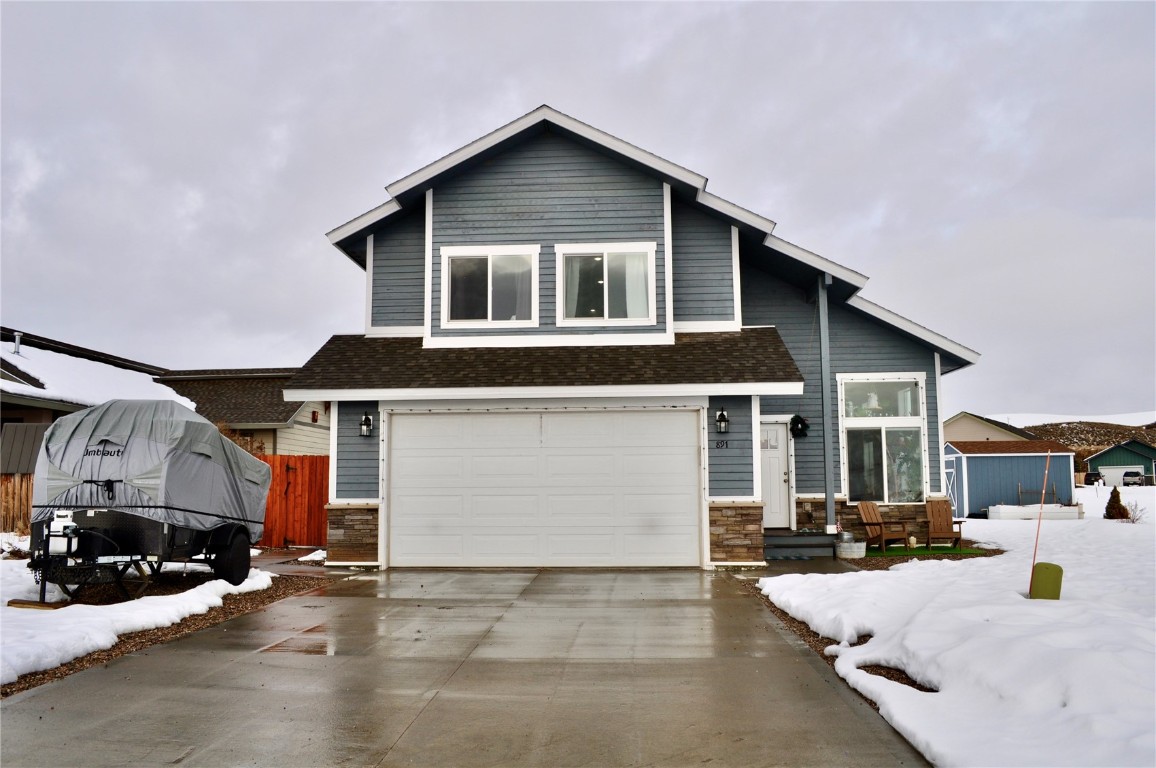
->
[1,568,926,767]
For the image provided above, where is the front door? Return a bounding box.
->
[760,423,791,528]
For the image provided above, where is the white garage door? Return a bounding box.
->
[389,410,702,567]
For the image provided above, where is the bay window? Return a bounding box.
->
[556,242,656,326]
[441,245,539,327]
[839,374,928,504]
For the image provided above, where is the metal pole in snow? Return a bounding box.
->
[1028,450,1053,595]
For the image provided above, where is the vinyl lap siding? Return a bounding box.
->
[335,401,379,498]
[671,201,734,321]
[743,264,942,498]
[277,402,331,456]
[371,209,425,327]
[708,396,754,496]
[431,131,667,336]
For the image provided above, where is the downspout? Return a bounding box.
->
[817,273,836,533]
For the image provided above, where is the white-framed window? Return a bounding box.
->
[555,242,657,327]
[837,373,928,504]
[440,244,539,328]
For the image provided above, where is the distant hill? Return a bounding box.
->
[1022,421,1156,469]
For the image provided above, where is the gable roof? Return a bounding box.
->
[285,327,802,400]
[325,105,979,372]
[944,411,1038,440]
[326,105,867,294]
[1085,439,1156,462]
[947,440,1073,456]
[155,369,303,428]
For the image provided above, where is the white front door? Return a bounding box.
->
[760,423,791,528]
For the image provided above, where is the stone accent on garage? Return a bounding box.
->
[324,503,379,564]
[709,502,766,563]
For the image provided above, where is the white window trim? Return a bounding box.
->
[439,244,540,329]
[836,372,930,505]
[555,241,658,327]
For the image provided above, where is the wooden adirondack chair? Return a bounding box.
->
[857,501,909,552]
[925,499,964,550]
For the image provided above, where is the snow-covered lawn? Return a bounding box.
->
[760,486,1156,767]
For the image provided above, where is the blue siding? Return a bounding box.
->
[708,396,754,496]
[671,200,734,321]
[371,209,425,327]
[744,263,941,498]
[963,454,1075,516]
[430,131,667,337]
[335,401,380,499]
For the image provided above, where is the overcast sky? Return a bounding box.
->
[2,1,1153,419]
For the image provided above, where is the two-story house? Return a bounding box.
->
[285,106,979,568]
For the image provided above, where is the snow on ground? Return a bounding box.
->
[0,561,273,686]
[994,411,1155,428]
[0,343,193,409]
[760,486,1156,767]
[297,549,326,562]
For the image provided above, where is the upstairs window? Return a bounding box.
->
[441,245,539,327]
[556,242,657,326]
[838,374,928,504]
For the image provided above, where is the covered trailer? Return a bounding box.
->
[29,399,271,598]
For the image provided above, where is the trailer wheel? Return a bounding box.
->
[213,533,250,586]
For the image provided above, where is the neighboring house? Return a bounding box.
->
[1086,440,1156,486]
[287,106,979,567]
[156,369,330,456]
[944,441,1075,518]
[943,412,1037,443]
[1,327,188,424]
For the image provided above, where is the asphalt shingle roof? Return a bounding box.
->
[156,369,302,426]
[288,327,802,391]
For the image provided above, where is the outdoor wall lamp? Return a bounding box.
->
[359,412,374,438]
[715,408,730,434]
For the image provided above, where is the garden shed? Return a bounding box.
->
[1086,440,1156,486]
[944,440,1075,518]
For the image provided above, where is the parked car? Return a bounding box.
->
[1122,471,1144,486]
[1083,471,1103,486]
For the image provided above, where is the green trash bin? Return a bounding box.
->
[1029,562,1063,600]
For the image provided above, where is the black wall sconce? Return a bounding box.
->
[715,408,730,434]
[359,412,374,437]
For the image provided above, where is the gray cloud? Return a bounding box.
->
[2,1,1152,417]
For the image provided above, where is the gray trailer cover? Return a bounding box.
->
[32,400,270,540]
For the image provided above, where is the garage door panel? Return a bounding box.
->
[622,493,699,520]
[546,533,616,557]
[394,494,464,520]
[545,454,615,482]
[472,494,540,521]
[472,455,540,479]
[473,533,541,556]
[394,455,464,481]
[390,411,701,567]
[546,494,616,522]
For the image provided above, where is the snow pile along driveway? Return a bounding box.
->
[1,562,272,686]
[760,488,1155,767]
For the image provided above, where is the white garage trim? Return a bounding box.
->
[386,408,704,567]
[285,382,802,402]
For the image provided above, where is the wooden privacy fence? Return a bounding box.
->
[1,474,34,534]
[257,455,329,548]
[1,456,330,547]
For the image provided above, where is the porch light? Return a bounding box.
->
[359,412,374,438]
[715,408,730,434]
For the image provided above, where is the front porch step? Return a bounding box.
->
[763,530,836,560]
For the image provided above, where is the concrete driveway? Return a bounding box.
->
[1,569,926,767]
